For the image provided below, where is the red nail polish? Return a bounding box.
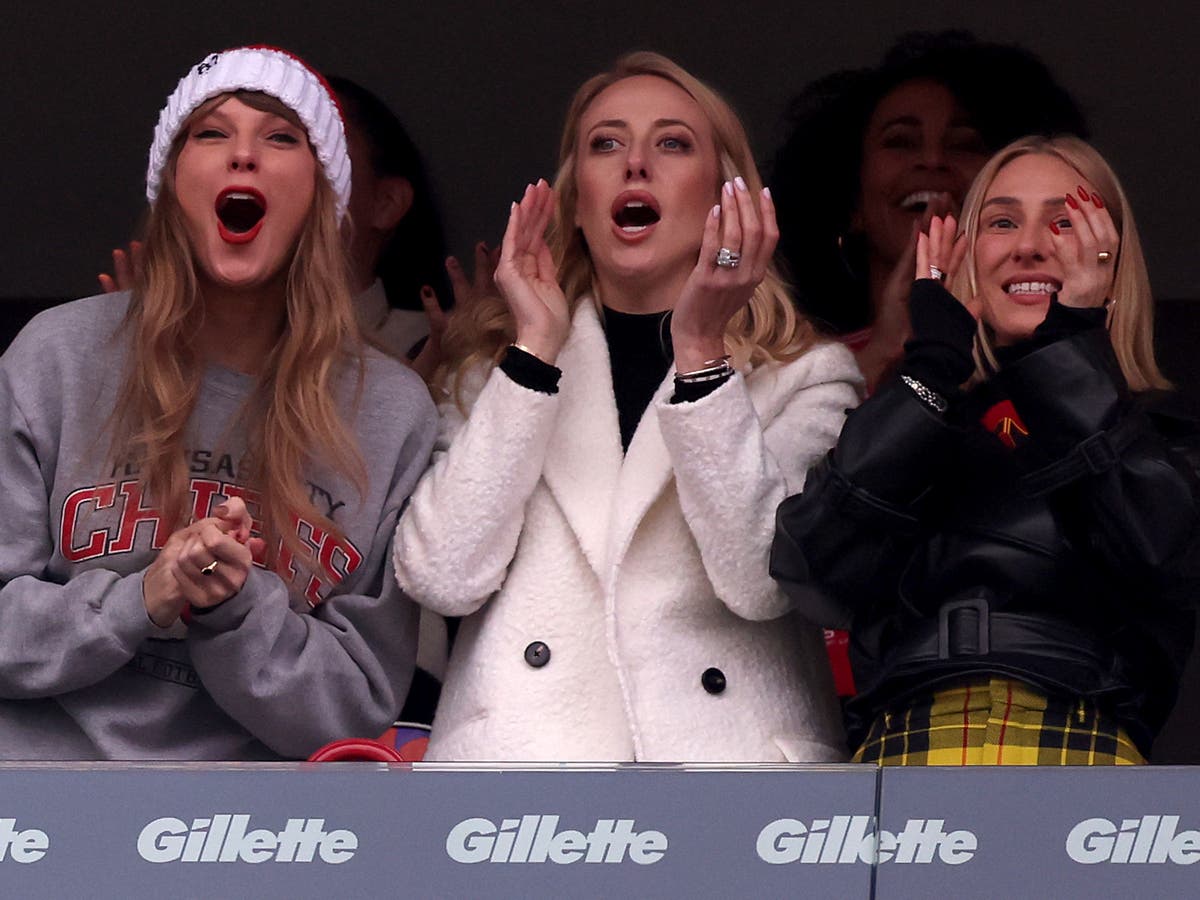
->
[1065,193,1079,210]
[1077,185,1090,202]
[1050,222,1060,235]
[1093,193,1104,209]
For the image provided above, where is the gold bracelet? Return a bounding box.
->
[509,342,550,365]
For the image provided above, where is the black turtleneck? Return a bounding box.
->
[499,305,731,452]
[602,307,674,450]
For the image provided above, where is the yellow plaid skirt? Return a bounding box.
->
[852,676,1145,766]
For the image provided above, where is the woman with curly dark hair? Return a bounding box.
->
[771,30,1087,391]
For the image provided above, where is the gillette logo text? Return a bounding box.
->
[757,816,976,864]
[0,819,49,863]
[1067,816,1200,864]
[137,815,357,863]
[446,816,667,864]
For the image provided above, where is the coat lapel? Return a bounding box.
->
[541,302,623,579]
[605,363,678,578]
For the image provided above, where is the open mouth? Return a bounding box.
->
[1005,280,1060,295]
[611,192,661,234]
[216,187,266,244]
[899,190,954,214]
[1004,278,1061,303]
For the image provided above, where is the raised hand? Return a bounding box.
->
[671,177,777,373]
[1051,186,1119,310]
[97,241,144,293]
[446,240,501,312]
[408,286,449,385]
[409,242,503,384]
[915,213,975,317]
[493,180,569,363]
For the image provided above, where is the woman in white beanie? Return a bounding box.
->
[0,46,437,760]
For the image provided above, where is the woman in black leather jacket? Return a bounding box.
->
[772,135,1200,765]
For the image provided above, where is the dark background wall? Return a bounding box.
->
[2,2,1198,302]
[3,2,1199,760]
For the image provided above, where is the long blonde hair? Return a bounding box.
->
[109,90,366,562]
[953,134,1167,391]
[437,51,816,397]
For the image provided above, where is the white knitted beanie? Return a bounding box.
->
[146,45,351,220]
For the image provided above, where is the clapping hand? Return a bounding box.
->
[97,241,144,293]
[671,177,777,373]
[493,179,569,363]
[142,497,265,626]
[1051,186,1119,310]
[916,214,976,318]
[409,242,502,384]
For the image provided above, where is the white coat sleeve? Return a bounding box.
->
[392,368,560,616]
[656,342,861,621]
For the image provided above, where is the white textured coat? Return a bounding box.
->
[393,302,862,762]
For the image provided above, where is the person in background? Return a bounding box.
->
[325,75,459,743]
[326,75,453,364]
[773,135,1200,765]
[770,30,1087,392]
[393,52,860,762]
[0,46,437,759]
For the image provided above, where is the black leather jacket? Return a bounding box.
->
[772,299,1200,756]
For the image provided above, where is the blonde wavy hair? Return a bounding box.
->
[953,134,1167,392]
[109,90,366,563]
[437,51,817,397]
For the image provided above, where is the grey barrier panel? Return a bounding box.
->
[876,766,1200,899]
[0,762,877,898]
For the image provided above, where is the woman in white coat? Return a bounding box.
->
[393,52,861,762]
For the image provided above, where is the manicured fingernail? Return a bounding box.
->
[1093,193,1104,209]
[762,187,772,200]
[421,286,434,298]
[734,176,747,192]
[1049,221,1060,235]
[1077,185,1090,202]
[1065,193,1079,210]
[446,256,459,268]
[723,181,733,196]
[711,204,721,218]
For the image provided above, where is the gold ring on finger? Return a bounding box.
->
[1097,250,1113,263]
[200,560,219,577]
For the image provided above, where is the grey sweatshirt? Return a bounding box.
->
[0,293,437,760]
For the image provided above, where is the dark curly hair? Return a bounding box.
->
[769,30,1089,334]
